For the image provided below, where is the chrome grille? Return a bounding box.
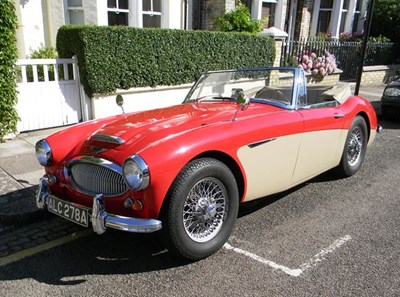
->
[69,162,128,197]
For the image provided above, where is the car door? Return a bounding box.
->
[291,104,346,184]
[237,109,304,201]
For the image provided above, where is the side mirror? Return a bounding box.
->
[116,94,125,114]
[232,89,249,121]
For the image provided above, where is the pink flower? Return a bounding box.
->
[319,67,326,76]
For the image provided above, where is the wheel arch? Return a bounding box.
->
[356,111,371,140]
[158,150,245,220]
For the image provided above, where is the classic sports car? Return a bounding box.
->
[36,67,381,260]
[381,76,400,119]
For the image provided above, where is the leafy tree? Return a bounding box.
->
[370,0,400,43]
[0,0,19,141]
[214,1,262,34]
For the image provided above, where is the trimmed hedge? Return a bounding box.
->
[57,25,275,97]
[0,0,19,141]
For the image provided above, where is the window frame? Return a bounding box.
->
[65,0,85,25]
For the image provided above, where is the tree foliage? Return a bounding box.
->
[371,0,400,43]
[214,1,263,34]
[0,0,19,141]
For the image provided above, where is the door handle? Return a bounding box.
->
[334,113,345,119]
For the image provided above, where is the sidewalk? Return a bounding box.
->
[0,127,65,225]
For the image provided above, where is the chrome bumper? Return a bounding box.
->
[377,125,383,133]
[36,177,162,234]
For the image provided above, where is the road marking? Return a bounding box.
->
[224,243,302,277]
[224,235,352,277]
[299,234,352,271]
[0,229,92,267]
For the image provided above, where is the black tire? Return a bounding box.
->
[162,158,239,260]
[336,115,368,177]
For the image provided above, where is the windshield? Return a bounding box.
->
[184,68,296,108]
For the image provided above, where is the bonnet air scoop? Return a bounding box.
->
[91,134,125,145]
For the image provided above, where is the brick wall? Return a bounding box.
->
[203,0,237,30]
[361,65,400,86]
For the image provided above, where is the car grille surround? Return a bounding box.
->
[66,157,128,197]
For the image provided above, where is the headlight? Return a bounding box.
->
[123,155,150,191]
[35,139,53,166]
[383,87,400,97]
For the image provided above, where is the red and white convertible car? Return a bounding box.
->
[36,67,381,259]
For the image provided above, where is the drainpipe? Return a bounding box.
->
[45,0,54,47]
[14,0,26,58]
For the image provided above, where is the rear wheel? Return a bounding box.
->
[162,158,239,260]
[337,115,368,177]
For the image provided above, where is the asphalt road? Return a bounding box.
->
[0,117,399,296]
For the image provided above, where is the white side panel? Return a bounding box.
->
[238,134,302,201]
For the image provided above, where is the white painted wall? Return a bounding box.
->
[91,84,193,119]
[18,0,46,56]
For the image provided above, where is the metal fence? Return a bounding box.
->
[281,39,399,81]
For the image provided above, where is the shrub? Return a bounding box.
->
[0,0,19,141]
[214,1,263,34]
[57,25,275,97]
[25,44,58,82]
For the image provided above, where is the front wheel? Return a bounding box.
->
[162,158,239,260]
[336,115,368,177]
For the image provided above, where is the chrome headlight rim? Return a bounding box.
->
[123,155,150,191]
[35,139,53,166]
[383,87,400,98]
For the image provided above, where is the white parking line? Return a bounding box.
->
[224,235,352,277]
[224,243,302,277]
[299,235,352,271]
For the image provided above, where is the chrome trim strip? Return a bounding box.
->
[247,138,277,148]
[91,134,125,145]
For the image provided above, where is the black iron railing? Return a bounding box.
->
[281,39,398,81]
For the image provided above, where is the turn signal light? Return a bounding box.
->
[124,198,144,211]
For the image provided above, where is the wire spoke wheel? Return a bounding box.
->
[183,177,227,243]
[163,158,239,260]
[347,126,363,166]
[337,115,368,177]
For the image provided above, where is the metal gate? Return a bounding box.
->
[15,57,83,132]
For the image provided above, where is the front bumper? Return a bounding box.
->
[36,177,162,234]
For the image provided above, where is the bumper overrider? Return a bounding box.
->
[36,177,162,234]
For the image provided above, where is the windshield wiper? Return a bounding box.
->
[195,95,234,103]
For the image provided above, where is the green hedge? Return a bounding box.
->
[57,25,275,97]
[0,0,19,141]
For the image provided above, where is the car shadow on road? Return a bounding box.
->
[0,229,194,285]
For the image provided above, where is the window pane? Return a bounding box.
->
[143,15,161,28]
[69,10,84,24]
[355,0,361,11]
[317,11,331,33]
[68,0,82,7]
[320,0,333,9]
[352,12,360,31]
[119,0,129,9]
[262,3,276,28]
[108,11,128,26]
[143,0,151,11]
[342,0,349,9]
[340,11,347,32]
[107,0,117,9]
[153,0,161,12]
